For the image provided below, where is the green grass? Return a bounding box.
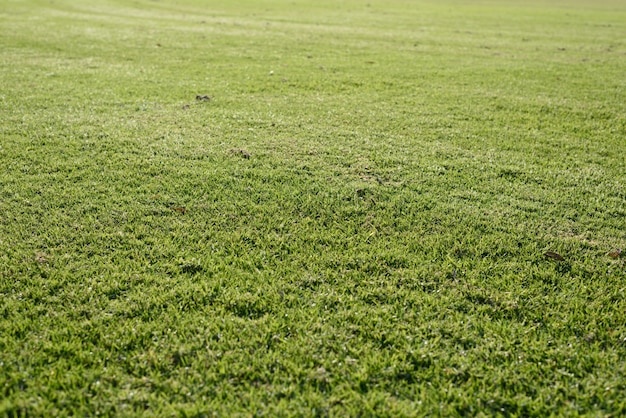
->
[1,0,625,415]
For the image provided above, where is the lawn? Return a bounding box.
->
[1,0,625,415]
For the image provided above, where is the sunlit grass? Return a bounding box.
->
[1,0,625,415]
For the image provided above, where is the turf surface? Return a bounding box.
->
[1,0,625,415]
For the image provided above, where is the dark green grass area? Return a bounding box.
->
[1,0,625,415]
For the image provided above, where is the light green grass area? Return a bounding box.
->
[1,0,625,415]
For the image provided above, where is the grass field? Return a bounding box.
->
[1,0,625,415]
